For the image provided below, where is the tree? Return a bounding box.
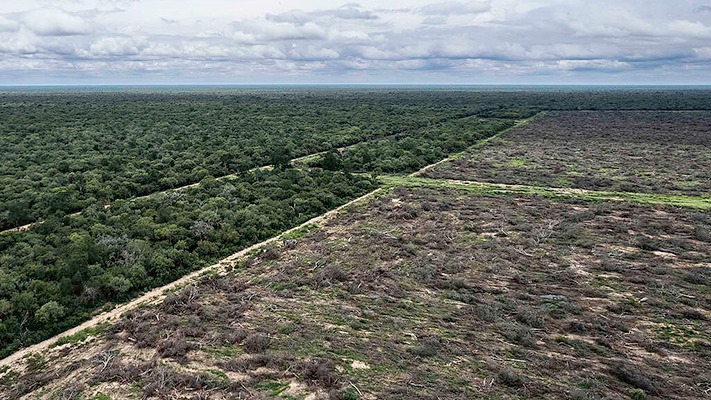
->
[34,301,65,324]
[321,149,342,171]
[270,146,292,170]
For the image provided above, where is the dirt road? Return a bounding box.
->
[0,188,382,368]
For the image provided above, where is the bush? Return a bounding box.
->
[243,334,271,354]
[497,367,524,387]
[409,337,441,358]
[611,364,657,394]
[499,322,537,348]
[157,336,192,361]
[296,359,340,388]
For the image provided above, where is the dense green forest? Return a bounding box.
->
[2,87,711,358]
[0,168,375,357]
[3,88,711,229]
[0,91,466,229]
[309,116,516,173]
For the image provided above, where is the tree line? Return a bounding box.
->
[0,168,376,358]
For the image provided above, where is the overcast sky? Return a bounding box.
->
[1,0,710,84]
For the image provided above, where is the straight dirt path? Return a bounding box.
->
[1,111,483,235]
[379,175,711,210]
[411,112,544,177]
[0,188,383,368]
[0,110,528,366]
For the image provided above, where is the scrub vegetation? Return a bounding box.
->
[2,187,709,399]
[1,88,710,399]
[425,111,711,196]
[0,169,376,358]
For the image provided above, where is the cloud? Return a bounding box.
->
[267,3,378,24]
[0,28,38,54]
[0,0,709,84]
[0,16,19,32]
[667,20,711,38]
[21,8,91,36]
[420,1,490,15]
[233,21,328,42]
[89,36,145,56]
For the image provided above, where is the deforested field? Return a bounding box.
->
[3,186,709,399]
[1,88,710,400]
[425,111,711,195]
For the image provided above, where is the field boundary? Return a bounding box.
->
[379,175,711,209]
[0,188,384,368]
[1,111,495,235]
[411,111,545,177]
[0,107,525,365]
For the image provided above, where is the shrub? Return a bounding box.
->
[157,336,192,361]
[409,337,442,358]
[475,303,501,322]
[497,367,524,387]
[628,388,648,400]
[516,306,546,328]
[243,334,271,354]
[499,322,537,348]
[296,359,340,388]
[611,364,657,394]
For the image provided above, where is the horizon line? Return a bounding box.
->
[2,83,711,88]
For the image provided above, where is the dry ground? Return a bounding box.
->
[424,111,711,196]
[3,186,709,400]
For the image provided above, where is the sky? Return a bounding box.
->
[1,0,710,85]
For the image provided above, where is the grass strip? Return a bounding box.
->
[379,175,711,210]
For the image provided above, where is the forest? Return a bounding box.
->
[307,116,516,173]
[2,87,711,359]
[3,88,710,229]
[0,168,375,357]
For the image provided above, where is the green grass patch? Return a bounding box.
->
[206,344,243,358]
[52,322,110,347]
[281,223,319,240]
[256,381,290,396]
[507,158,527,167]
[378,175,711,210]
[654,323,708,345]
[676,180,702,188]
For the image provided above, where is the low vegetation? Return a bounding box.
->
[2,89,711,399]
[2,187,708,399]
[425,111,711,196]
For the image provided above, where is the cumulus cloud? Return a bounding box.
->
[267,3,378,24]
[0,16,19,32]
[21,8,91,36]
[420,1,490,15]
[0,0,709,84]
[89,36,145,56]
[233,21,328,42]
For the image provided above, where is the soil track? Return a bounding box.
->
[0,111,537,365]
[411,112,543,177]
[0,188,382,368]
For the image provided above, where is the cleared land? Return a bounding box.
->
[2,186,709,400]
[2,90,711,400]
[424,111,711,196]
